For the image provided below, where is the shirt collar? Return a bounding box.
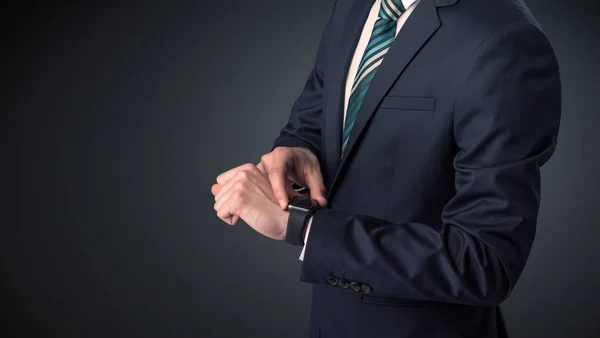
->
[400,0,418,11]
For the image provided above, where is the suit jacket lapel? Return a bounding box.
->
[327,0,442,200]
[324,0,375,190]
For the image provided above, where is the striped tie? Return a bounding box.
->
[341,0,407,156]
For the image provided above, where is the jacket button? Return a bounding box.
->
[326,276,338,286]
[349,282,360,292]
[338,279,349,288]
[361,284,372,293]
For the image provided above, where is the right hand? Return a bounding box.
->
[257,146,327,210]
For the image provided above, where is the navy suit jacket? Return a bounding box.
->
[272,0,561,337]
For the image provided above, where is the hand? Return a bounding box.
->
[257,146,327,209]
[211,163,290,241]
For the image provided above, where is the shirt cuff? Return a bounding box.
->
[298,215,313,261]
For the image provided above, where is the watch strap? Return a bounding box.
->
[285,206,309,246]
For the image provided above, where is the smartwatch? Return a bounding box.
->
[285,196,319,246]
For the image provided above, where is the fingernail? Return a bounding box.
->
[279,200,286,209]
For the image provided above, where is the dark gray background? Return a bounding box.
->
[2,0,599,337]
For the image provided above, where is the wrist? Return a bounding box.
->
[284,196,317,246]
[279,210,289,241]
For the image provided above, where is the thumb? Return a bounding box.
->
[267,169,290,209]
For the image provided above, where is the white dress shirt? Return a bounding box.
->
[300,0,421,261]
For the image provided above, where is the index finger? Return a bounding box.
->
[266,165,290,209]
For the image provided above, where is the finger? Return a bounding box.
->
[214,180,235,207]
[216,163,255,185]
[216,206,235,225]
[215,169,252,202]
[214,178,242,211]
[261,149,295,209]
[267,167,290,209]
[215,190,243,225]
[256,161,266,174]
[215,194,235,224]
[211,183,221,196]
[304,168,328,207]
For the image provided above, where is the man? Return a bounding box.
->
[211,0,561,336]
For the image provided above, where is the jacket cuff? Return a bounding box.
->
[271,137,321,164]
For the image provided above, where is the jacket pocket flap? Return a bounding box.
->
[379,96,436,111]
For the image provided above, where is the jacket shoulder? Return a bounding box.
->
[437,0,552,55]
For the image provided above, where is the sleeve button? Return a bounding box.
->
[360,284,372,293]
[326,276,338,286]
[338,279,349,288]
[349,282,360,292]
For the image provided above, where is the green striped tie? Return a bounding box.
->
[342,0,407,156]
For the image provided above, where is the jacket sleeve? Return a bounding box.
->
[301,22,562,306]
[270,1,339,163]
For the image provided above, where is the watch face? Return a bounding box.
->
[291,197,318,210]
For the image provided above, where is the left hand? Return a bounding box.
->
[211,163,290,240]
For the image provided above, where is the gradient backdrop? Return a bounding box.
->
[2,0,599,337]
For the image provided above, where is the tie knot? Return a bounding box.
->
[378,0,406,21]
